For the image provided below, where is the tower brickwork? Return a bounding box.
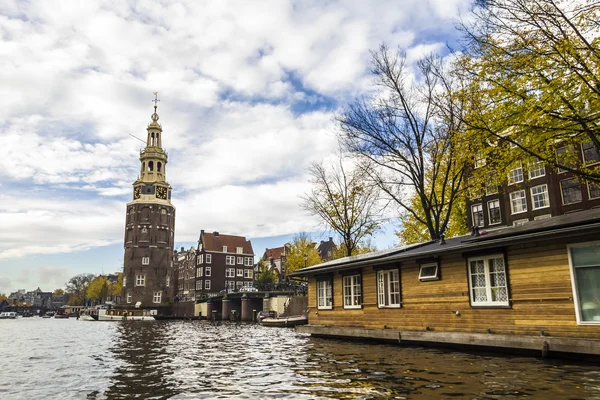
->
[122,96,175,307]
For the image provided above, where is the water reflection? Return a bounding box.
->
[1,319,599,399]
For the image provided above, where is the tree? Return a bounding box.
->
[53,288,64,295]
[283,233,323,275]
[458,0,600,182]
[0,293,7,303]
[397,190,469,245]
[302,154,386,257]
[110,273,123,298]
[330,238,377,259]
[337,44,469,240]
[254,259,277,289]
[66,273,95,306]
[86,276,109,304]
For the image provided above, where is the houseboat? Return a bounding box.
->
[96,309,156,321]
[290,209,600,357]
[0,312,17,319]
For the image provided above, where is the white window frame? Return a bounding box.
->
[317,279,333,310]
[196,280,202,291]
[142,257,150,265]
[474,152,486,169]
[342,274,362,309]
[226,268,235,278]
[377,269,401,308]
[196,267,203,278]
[236,247,243,254]
[467,254,509,307]
[530,184,550,210]
[507,164,524,185]
[471,203,484,227]
[126,292,132,304]
[205,267,211,277]
[236,281,244,288]
[244,269,253,279]
[513,219,529,226]
[568,241,600,325]
[205,254,212,264]
[236,268,243,277]
[528,159,546,179]
[418,263,439,281]
[205,280,211,290]
[152,291,162,304]
[589,181,600,200]
[237,256,243,265]
[122,276,127,287]
[197,254,203,265]
[244,257,253,266]
[509,190,527,214]
[135,275,146,287]
[226,255,235,265]
[581,142,600,165]
[487,199,502,225]
[222,246,228,253]
[560,178,582,205]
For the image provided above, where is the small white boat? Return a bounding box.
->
[96,309,156,321]
[260,314,308,328]
[0,312,18,319]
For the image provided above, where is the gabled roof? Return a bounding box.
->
[290,209,600,277]
[263,246,286,261]
[201,231,254,255]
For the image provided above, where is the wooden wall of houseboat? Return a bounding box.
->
[308,239,600,339]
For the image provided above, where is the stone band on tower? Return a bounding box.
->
[122,94,175,308]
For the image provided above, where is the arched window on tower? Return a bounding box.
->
[148,161,154,172]
[157,162,162,173]
[150,133,155,146]
[141,162,145,174]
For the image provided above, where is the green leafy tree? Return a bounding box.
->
[86,276,109,304]
[330,238,377,259]
[458,0,600,182]
[66,273,95,306]
[254,259,277,288]
[53,288,64,295]
[302,153,386,257]
[110,273,123,298]
[337,45,470,240]
[0,293,7,303]
[283,233,323,275]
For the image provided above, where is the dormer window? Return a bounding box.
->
[236,247,243,254]
[222,246,228,253]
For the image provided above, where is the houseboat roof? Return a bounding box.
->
[290,208,600,277]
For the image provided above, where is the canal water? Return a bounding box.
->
[1,318,599,399]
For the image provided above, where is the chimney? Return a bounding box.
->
[213,231,219,236]
[329,237,333,242]
[472,226,480,237]
[439,235,446,245]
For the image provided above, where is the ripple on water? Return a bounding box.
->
[1,318,600,399]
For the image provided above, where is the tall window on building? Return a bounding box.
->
[468,255,509,307]
[507,164,524,185]
[206,254,212,264]
[226,268,235,278]
[487,199,502,225]
[237,257,243,265]
[127,292,132,303]
[135,275,145,287]
[582,142,600,165]
[471,204,484,227]
[197,254,203,264]
[485,171,498,195]
[317,279,333,310]
[205,267,211,276]
[153,292,162,304]
[530,184,550,210]
[123,276,127,287]
[205,280,211,290]
[196,280,202,291]
[142,257,150,265]
[561,178,582,205]
[226,256,235,265]
[196,267,203,278]
[236,269,243,277]
[528,159,546,179]
[244,257,253,266]
[342,274,362,309]
[569,242,600,324]
[244,269,253,279]
[377,269,400,308]
[510,190,527,214]
[556,145,577,173]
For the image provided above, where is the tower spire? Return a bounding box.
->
[152,92,160,122]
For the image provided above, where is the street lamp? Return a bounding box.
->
[303,253,308,269]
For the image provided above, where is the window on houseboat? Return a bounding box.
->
[377,269,400,307]
[342,274,362,309]
[317,279,333,310]
[570,243,600,323]
[468,255,509,307]
[419,263,439,281]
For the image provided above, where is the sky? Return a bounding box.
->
[0,0,473,294]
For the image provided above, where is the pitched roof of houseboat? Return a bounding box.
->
[290,208,600,277]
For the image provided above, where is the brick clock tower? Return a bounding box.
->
[122,94,175,308]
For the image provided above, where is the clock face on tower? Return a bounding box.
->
[133,186,141,200]
[156,186,167,200]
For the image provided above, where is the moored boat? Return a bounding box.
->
[260,314,308,328]
[96,309,156,321]
[0,311,18,319]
